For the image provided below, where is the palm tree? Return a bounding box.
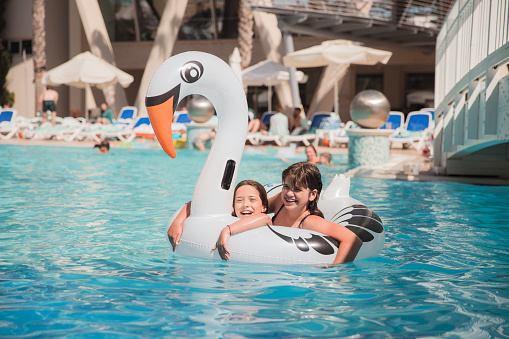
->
[32,0,46,113]
[237,0,253,69]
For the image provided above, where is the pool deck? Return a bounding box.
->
[2,138,509,186]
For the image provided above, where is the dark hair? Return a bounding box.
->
[320,152,332,164]
[282,162,324,218]
[306,145,318,156]
[94,139,110,150]
[231,180,269,217]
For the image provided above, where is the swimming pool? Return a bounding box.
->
[1,144,508,338]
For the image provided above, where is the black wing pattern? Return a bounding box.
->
[266,204,383,255]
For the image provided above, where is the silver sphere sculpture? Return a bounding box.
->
[350,90,390,129]
[187,95,215,123]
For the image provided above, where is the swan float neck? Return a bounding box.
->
[146,52,248,217]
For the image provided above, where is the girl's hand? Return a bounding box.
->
[167,222,183,252]
[167,201,191,252]
[212,227,231,260]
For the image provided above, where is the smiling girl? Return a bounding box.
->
[168,180,270,251]
[214,162,362,265]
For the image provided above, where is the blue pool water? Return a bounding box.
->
[1,144,508,338]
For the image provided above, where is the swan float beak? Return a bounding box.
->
[145,84,181,158]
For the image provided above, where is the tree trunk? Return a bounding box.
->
[237,0,253,69]
[32,0,46,113]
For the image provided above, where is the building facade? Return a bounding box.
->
[3,0,437,122]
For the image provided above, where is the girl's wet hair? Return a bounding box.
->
[282,162,324,218]
[232,180,269,217]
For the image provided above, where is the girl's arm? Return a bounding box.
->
[167,201,191,251]
[302,216,362,265]
[213,213,272,260]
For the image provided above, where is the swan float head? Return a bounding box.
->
[145,52,248,217]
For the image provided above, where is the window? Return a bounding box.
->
[356,74,383,93]
[405,73,434,91]
[99,0,160,42]
[22,40,32,54]
[10,41,20,54]
[179,0,239,40]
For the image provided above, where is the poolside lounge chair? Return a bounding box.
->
[53,117,88,141]
[246,111,276,144]
[260,111,276,128]
[389,111,433,151]
[22,117,87,141]
[420,107,435,120]
[99,116,154,142]
[0,108,19,140]
[313,120,357,147]
[380,111,405,131]
[248,112,289,146]
[113,106,138,126]
[284,112,331,146]
[77,107,137,141]
[132,117,155,138]
[174,111,192,123]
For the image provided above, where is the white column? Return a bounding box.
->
[134,0,188,117]
[282,30,301,108]
[74,0,128,116]
[252,9,294,113]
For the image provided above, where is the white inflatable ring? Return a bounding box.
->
[146,51,384,265]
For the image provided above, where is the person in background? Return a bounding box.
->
[319,152,332,164]
[192,129,216,151]
[39,87,59,126]
[290,107,303,134]
[305,145,320,163]
[94,139,110,154]
[97,102,113,124]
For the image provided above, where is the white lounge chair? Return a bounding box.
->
[284,112,331,146]
[0,108,19,140]
[21,116,85,141]
[132,117,154,139]
[248,112,289,146]
[390,111,433,151]
[53,117,87,141]
[246,111,275,144]
[99,116,149,142]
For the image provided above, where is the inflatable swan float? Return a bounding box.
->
[146,51,384,265]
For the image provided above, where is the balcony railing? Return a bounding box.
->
[246,0,454,32]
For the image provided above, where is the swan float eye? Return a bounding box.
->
[180,61,204,83]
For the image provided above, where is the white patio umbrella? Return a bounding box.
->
[242,59,308,111]
[229,47,243,86]
[42,51,134,112]
[283,40,392,115]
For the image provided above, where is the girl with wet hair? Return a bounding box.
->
[215,162,362,265]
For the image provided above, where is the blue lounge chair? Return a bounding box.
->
[175,111,192,123]
[390,111,433,151]
[0,108,19,140]
[380,111,405,130]
[114,106,138,126]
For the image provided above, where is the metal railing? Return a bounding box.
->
[433,0,509,175]
[246,0,454,31]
